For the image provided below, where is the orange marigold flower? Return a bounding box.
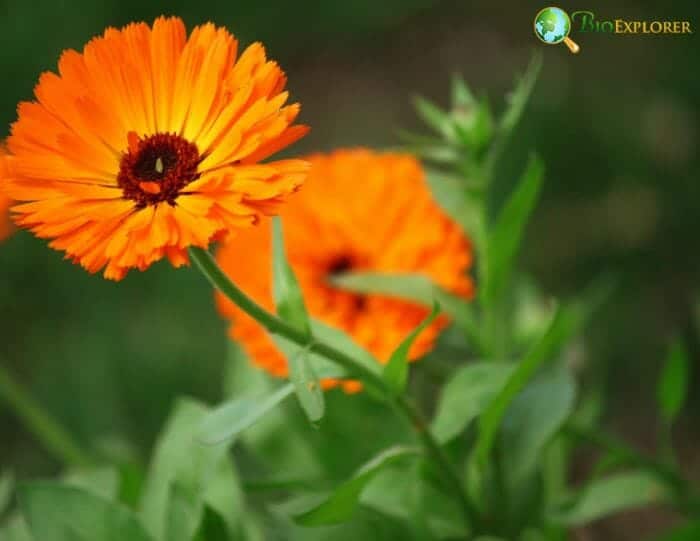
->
[0,151,13,242]
[3,16,309,280]
[216,149,474,392]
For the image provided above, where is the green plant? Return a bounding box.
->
[1,54,697,541]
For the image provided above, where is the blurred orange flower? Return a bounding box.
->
[3,16,308,280]
[216,149,474,392]
[0,151,12,241]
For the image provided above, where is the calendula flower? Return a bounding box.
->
[216,149,474,392]
[2,16,308,280]
[0,151,13,242]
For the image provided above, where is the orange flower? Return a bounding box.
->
[2,17,308,280]
[216,149,474,392]
[0,151,12,242]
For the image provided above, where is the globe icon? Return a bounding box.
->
[534,6,570,43]
[533,6,580,53]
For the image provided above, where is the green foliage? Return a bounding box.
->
[140,399,248,540]
[383,302,440,396]
[1,54,697,541]
[483,155,544,305]
[500,365,576,488]
[196,384,295,445]
[292,446,419,526]
[548,472,669,526]
[431,362,514,443]
[271,217,312,337]
[475,303,583,468]
[657,340,690,425]
[271,216,323,422]
[288,346,325,423]
[166,482,203,541]
[19,482,153,541]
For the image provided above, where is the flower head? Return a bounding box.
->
[3,17,309,279]
[216,149,474,392]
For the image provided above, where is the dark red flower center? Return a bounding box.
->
[326,255,367,310]
[118,132,200,207]
[328,255,354,276]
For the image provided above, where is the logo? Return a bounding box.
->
[534,7,580,53]
[534,7,693,54]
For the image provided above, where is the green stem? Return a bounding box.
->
[189,246,479,530]
[0,362,93,468]
[394,395,480,529]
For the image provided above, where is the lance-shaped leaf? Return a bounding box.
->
[271,216,311,337]
[383,302,440,395]
[287,345,324,423]
[475,303,580,467]
[141,399,232,539]
[165,482,203,541]
[501,365,576,487]
[293,446,419,526]
[499,52,542,135]
[19,482,154,541]
[483,154,544,305]
[197,384,295,445]
[271,217,323,422]
[413,96,455,141]
[451,74,476,110]
[548,472,669,526]
[431,362,514,443]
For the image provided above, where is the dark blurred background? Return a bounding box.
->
[0,1,698,538]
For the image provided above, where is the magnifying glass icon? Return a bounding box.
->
[534,6,580,54]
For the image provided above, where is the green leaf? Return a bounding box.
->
[475,303,581,467]
[424,168,483,237]
[404,144,461,165]
[201,459,249,537]
[194,506,233,541]
[413,96,455,141]
[272,216,311,337]
[548,472,669,526]
[62,467,119,500]
[451,74,475,110]
[310,319,383,380]
[383,302,441,395]
[196,384,295,445]
[454,96,493,152]
[657,340,690,425]
[166,482,203,541]
[483,154,544,304]
[140,399,229,540]
[431,363,514,443]
[361,463,468,539]
[293,446,419,526]
[288,345,325,423]
[19,482,153,541]
[501,365,576,486]
[500,52,542,135]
